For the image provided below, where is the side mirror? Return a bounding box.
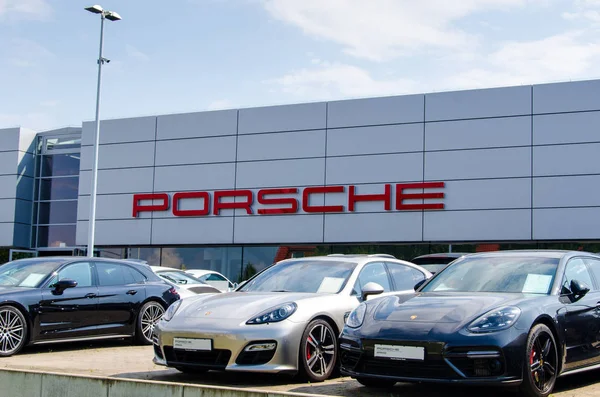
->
[570,279,590,298]
[414,279,426,291]
[361,282,384,301]
[52,279,77,294]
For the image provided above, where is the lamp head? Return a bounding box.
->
[105,11,122,21]
[84,5,103,14]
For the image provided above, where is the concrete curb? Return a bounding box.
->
[0,368,326,397]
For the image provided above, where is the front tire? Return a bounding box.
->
[356,377,396,388]
[136,301,165,345]
[299,319,337,382]
[520,324,558,397]
[0,306,27,357]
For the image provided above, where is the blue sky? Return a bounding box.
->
[2,0,600,130]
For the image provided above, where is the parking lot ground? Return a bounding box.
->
[1,340,600,397]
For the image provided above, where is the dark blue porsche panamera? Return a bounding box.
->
[339,250,600,397]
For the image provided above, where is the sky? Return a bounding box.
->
[2,0,600,131]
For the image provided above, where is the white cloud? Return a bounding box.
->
[3,38,54,68]
[262,0,532,61]
[207,99,235,110]
[126,44,149,61]
[0,0,52,20]
[267,61,418,100]
[563,0,600,22]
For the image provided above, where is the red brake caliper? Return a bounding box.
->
[530,348,539,383]
[306,336,313,360]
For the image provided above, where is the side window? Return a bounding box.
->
[352,262,391,295]
[563,258,594,294]
[53,262,93,288]
[584,258,600,291]
[206,274,226,281]
[124,267,147,284]
[96,262,129,287]
[387,263,424,291]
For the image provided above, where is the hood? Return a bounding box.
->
[0,286,39,297]
[177,291,316,320]
[372,292,523,324]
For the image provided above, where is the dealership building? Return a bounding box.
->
[1,78,600,281]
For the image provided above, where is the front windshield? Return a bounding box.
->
[0,259,63,288]
[421,256,559,294]
[158,271,204,285]
[239,260,356,293]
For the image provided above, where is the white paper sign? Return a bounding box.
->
[20,273,46,288]
[173,338,212,351]
[522,274,553,294]
[316,277,345,293]
[374,344,424,360]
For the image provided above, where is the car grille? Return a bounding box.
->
[235,350,276,365]
[163,346,231,368]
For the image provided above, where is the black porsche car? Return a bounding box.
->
[0,256,180,356]
[339,250,600,397]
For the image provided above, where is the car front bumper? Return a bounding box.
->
[152,317,306,374]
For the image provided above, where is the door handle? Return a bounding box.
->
[85,293,97,299]
[126,290,138,295]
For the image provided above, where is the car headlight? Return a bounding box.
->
[246,302,297,325]
[346,303,367,328]
[162,299,182,322]
[467,306,521,333]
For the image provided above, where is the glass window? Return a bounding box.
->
[53,262,92,287]
[37,225,76,247]
[239,259,356,293]
[125,267,147,283]
[44,136,81,152]
[158,247,243,283]
[38,201,78,224]
[563,258,594,293]
[422,256,559,294]
[41,154,80,177]
[127,248,161,266]
[204,273,227,282]
[353,262,391,295]
[585,258,600,290]
[96,262,132,286]
[0,259,62,288]
[387,262,425,291]
[39,177,79,200]
[241,246,279,282]
[156,270,205,285]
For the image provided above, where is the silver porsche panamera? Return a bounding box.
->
[152,254,432,381]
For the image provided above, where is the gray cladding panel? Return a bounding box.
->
[79,168,154,195]
[80,142,155,170]
[0,199,15,223]
[235,158,325,189]
[0,175,16,199]
[425,116,531,151]
[156,109,237,140]
[324,212,423,242]
[152,217,234,245]
[424,209,532,241]
[78,194,146,221]
[76,219,151,246]
[533,207,600,239]
[0,128,18,152]
[82,116,156,145]
[155,136,236,166]
[327,94,425,128]
[153,163,236,192]
[443,179,531,210]
[534,112,600,145]
[533,175,600,208]
[233,214,324,244]
[237,130,326,161]
[0,151,17,175]
[425,86,531,121]
[0,223,14,246]
[533,143,600,176]
[533,80,600,114]
[327,153,423,185]
[238,102,326,134]
[327,124,423,156]
[425,147,531,180]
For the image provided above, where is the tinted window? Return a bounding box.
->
[387,262,424,291]
[353,262,391,295]
[125,266,147,283]
[96,262,135,286]
[204,273,227,281]
[563,258,594,293]
[585,258,600,290]
[56,262,92,287]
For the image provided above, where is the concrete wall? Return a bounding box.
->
[76,79,600,246]
[0,368,320,397]
[0,127,36,248]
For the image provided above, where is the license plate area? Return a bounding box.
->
[173,338,212,351]
[374,344,425,361]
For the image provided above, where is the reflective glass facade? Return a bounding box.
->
[32,133,81,249]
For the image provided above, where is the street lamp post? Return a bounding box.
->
[85,5,122,257]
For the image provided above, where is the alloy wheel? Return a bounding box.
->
[0,307,25,356]
[529,331,557,394]
[141,302,165,342]
[304,322,336,379]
